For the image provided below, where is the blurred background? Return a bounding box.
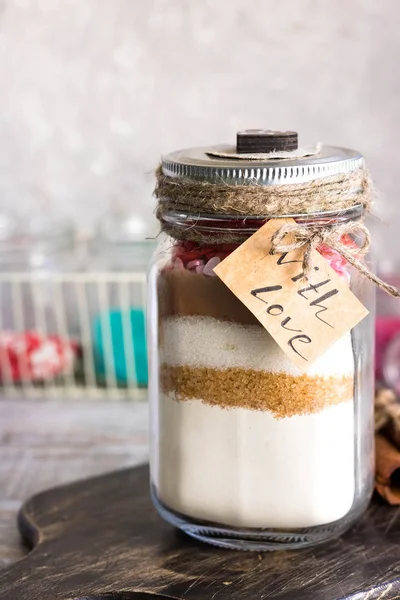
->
[0,0,400,568]
[0,0,399,398]
[0,0,398,235]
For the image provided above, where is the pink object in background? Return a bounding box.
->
[375,269,400,388]
[376,317,400,381]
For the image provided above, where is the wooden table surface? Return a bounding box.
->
[1,397,399,600]
[0,396,149,568]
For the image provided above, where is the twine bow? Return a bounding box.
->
[270,220,400,297]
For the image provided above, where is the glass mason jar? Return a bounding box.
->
[148,140,375,550]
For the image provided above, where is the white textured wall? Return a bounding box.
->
[0,0,399,248]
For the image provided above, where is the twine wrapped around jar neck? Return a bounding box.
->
[154,165,400,297]
[155,165,371,217]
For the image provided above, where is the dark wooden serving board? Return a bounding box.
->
[0,465,399,600]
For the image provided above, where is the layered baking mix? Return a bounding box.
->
[153,241,356,528]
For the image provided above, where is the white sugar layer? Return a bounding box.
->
[161,315,354,377]
[152,394,355,529]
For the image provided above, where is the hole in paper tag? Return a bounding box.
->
[213,218,369,371]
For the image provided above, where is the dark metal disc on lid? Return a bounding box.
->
[236,129,298,153]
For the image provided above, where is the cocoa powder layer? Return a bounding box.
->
[158,269,259,324]
[161,364,354,418]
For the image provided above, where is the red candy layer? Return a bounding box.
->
[169,236,358,279]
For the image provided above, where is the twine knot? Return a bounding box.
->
[270,220,400,297]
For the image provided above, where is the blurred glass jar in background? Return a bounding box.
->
[86,211,156,388]
[0,211,80,273]
[0,210,81,332]
[0,210,82,386]
[88,210,156,273]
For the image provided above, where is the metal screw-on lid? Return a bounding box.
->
[161,132,364,186]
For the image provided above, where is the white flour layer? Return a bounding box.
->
[161,316,354,377]
[152,394,355,529]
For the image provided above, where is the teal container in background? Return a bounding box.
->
[93,308,147,386]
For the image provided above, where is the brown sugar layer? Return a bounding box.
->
[158,269,259,325]
[161,364,354,418]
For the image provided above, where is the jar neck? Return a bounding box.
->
[162,206,364,242]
